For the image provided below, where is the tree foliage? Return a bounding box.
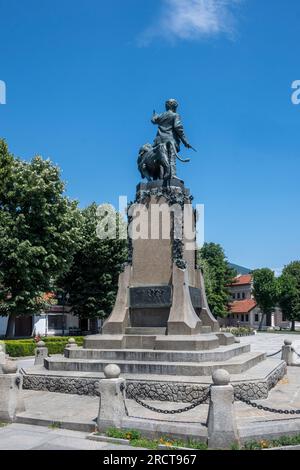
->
[0,139,81,336]
[198,242,236,318]
[252,268,278,329]
[58,203,127,320]
[278,261,300,331]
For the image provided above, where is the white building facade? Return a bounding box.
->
[223,274,289,330]
[0,305,101,338]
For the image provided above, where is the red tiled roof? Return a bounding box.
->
[230,274,252,286]
[229,299,257,314]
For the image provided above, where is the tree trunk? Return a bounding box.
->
[5,314,16,338]
[291,320,296,332]
[258,313,265,331]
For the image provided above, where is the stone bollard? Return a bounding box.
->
[34,341,48,366]
[0,360,25,422]
[0,343,6,372]
[66,338,78,349]
[207,369,240,450]
[281,339,295,365]
[97,364,127,431]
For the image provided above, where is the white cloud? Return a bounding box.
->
[140,0,242,45]
[273,267,283,278]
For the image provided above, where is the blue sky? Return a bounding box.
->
[0,0,299,271]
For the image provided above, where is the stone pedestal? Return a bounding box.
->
[281,340,295,366]
[207,370,240,449]
[101,179,220,342]
[34,341,48,366]
[0,373,25,422]
[97,365,127,430]
[0,344,5,372]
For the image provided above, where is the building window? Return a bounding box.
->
[242,292,246,299]
[255,314,259,322]
[232,293,235,300]
[48,315,64,330]
[245,314,249,322]
[241,315,244,322]
[237,293,241,299]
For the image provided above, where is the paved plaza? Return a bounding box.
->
[239,332,300,355]
[0,332,299,450]
[13,366,300,425]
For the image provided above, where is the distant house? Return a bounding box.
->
[221,274,289,330]
[0,294,101,338]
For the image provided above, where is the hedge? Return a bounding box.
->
[221,327,255,337]
[3,336,84,357]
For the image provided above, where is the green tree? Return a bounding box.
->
[252,268,278,330]
[58,203,127,321]
[0,139,81,337]
[278,261,300,331]
[0,140,13,204]
[198,243,236,318]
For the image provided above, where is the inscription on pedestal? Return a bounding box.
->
[129,286,172,309]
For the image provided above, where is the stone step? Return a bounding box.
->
[22,358,286,400]
[65,343,250,363]
[83,333,226,351]
[44,351,266,376]
[125,327,167,335]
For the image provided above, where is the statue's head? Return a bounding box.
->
[165,99,178,112]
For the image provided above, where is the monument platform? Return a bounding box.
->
[22,356,286,402]
[22,179,287,401]
[44,341,265,376]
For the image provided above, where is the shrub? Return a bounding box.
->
[3,336,84,357]
[4,340,36,357]
[221,327,255,337]
[43,336,83,344]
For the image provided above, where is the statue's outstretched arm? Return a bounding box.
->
[151,112,161,125]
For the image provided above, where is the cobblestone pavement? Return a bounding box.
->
[0,423,140,450]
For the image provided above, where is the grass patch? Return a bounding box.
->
[48,421,63,430]
[244,434,300,450]
[102,428,300,450]
[131,438,159,449]
[106,428,141,440]
[103,428,208,450]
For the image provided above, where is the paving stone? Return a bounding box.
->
[0,423,137,450]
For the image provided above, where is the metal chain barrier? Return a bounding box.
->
[235,394,300,415]
[126,385,210,415]
[292,348,300,359]
[267,349,282,357]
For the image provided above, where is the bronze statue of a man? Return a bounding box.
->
[151,99,193,179]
